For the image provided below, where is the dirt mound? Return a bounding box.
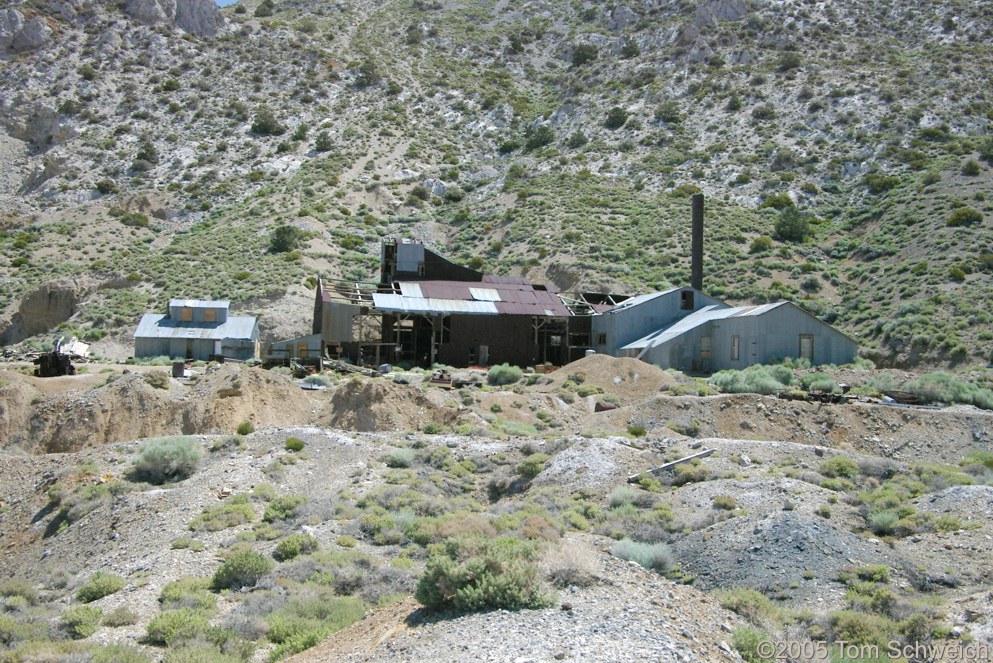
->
[531,437,646,494]
[915,485,993,521]
[671,512,903,608]
[23,372,185,453]
[533,354,678,403]
[183,364,317,434]
[323,379,459,432]
[0,373,42,446]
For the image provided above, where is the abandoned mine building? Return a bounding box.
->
[134,299,260,361]
[303,229,857,372]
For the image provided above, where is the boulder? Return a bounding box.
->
[608,5,638,31]
[1,9,53,54]
[175,0,224,36]
[422,178,447,197]
[124,0,223,36]
[694,0,749,26]
[6,103,77,149]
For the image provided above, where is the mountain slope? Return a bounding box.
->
[1,0,992,366]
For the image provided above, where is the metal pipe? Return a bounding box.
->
[691,193,704,291]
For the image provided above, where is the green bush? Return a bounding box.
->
[947,207,983,227]
[749,236,773,253]
[604,106,628,129]
[712,495,739,510]
[415,535,551,612]
[571,44,598,67]
[284,437,305,452]
[774,206,811,242]
[269,225,306,253]
[251,107,285,136]
[611,539,674,572]
[820,456,860,479]
[731,626,774,663]
[710,364,793,395]
[274,533,319,561]
[828,610,898,649]
[0,579,38,605]
[76,572,125,603]
[211,550,273,590]
[159,577,217,611]
[903,372,993,409]
[189,496,255,532]
[132,437,202,484]
[145,608,211,646]
[516,453,550,479]
[487,363,523,386]
[385,448,415,468]
[717,588,781,628]
[263,495,307,522]
[61,605,103,639]
[236,421,255,436]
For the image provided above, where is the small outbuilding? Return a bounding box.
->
[134,299,260,361]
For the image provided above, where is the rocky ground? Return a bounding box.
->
[1,354,992,661]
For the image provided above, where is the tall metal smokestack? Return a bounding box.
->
[691,193,704,291]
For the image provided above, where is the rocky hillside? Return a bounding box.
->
[1,0,992,366]
[2,356,993,662]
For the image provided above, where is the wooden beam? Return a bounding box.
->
[627,448,715,483]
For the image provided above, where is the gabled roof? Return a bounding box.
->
[621,302,790,352]
[134,313,257,341]
[371,278,569,317]
[601,287,683,314]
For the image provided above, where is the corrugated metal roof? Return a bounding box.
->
[371,294,499,315]
[603,288,680,314]
[621,302,790,352]
[469,288,501,302]
[374,279,570,317]
[169,299,230,309]
[134,313,258,341]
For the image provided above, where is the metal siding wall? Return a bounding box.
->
[440,316,537,367]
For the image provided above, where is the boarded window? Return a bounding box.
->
[597,333,607,345]
[297,342,308,358]
[203,308,217,323]
[179,307,193,322]
[731,335,740,361]
[799,334,814,361]
[680,291,694,310]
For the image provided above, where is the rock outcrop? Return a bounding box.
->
[1,10,54,54]
[124,0,224,36]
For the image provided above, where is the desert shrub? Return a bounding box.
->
[385,448,415,468]
[0,579,37,605]
[524,124,555,150]
[415,535,551,612]
[251,107,285,136]
[571,44,598,67]
[820,456,860,479]
[274,534,319,561]
[749,235,773,253]
[627,424,647,437]
[145,608,212,646]
[604,106,628,129]
[189,496,255,532]
[962,159,981,176]
[828,610,898,649]
[236,421,254,436]
[608,486,643,508]
[731,626,774,663]
[143,371,169,389]
[487,363,523,386]
[710,364,792,395]
[516,453,550,479]
[903,372,993,409]
[800,372,837,392]
[263,495,307,523]
[863,173,900,194]
[671,462,709,486]
[711,495,739,510]
[867,510,900,536]
[101,606,139,627]
[611,539,673,572]
[76,572,125,603]
[171,537,205,552]
[266,593,365,659]
[212,550,273,590]
[567,131,588,148]
[132,436,202,484]
[716,587,782,628]
[160,577,217,611]
[254,0,274,17]
[284,437,305,452]
[947,207,982,227]
[61,605,102,639]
